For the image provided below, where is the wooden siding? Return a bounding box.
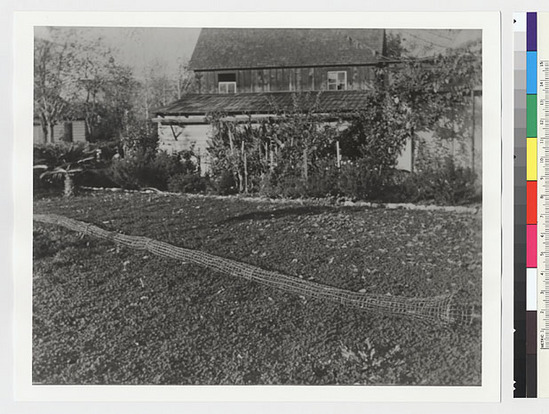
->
[72,121,87,143]
[158,124,212,175]
[196,66,378,94]
[33,120,87,145]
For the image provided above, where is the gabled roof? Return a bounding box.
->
[154,91,374,116]
[189,29,385,71]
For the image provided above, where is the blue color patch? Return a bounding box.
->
[527,51,537,94]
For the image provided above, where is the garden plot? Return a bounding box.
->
[33,192,482,385]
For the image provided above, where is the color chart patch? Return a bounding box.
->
[515,11,549,399]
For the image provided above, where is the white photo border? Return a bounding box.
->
[13,11,501,403]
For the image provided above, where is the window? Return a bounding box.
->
[218,82,237,94]
[218,73,237,94]
[327,71,347,91]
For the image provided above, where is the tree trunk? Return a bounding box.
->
[242,141,248,193]
[243,153,248,193]
[85,117,93,142]
[41,120,49,144]
[302,146,308,180]
[48,122,55,144]
[50,123,55,143]
[237,171,243,193]
[410,127,415,174]
[64,174,75,197]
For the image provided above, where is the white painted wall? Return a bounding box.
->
[158,124,212,175]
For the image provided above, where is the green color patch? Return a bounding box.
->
[527,94,537,138]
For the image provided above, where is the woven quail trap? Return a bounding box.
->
[33,213,479,327]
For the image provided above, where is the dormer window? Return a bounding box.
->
[327,71,347,91]
[218,73,237,94]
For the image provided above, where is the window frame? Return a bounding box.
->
[327,71,347,91]
[218,81,237,94]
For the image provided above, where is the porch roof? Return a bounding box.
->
[153,90,374,117]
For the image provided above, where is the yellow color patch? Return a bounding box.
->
[527,137,537,181]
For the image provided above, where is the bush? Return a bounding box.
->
[334,159,397,201]
[397,158,480,205]
[257,158,397,201]
[34,142,91,168]
[263,174,308,199]
[34,142,104,195]
[305,159,342,198]
[168,173,209,194]
[76,168,119,188]
[109,150,198,191]
[214,170,239,195]
[121,119,159,154]
[34,166,62,194]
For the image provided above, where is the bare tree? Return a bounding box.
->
[34,36,73,143]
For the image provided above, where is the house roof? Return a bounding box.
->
[154,91,374,116]
[189,29,386,71]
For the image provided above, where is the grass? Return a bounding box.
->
[32,191,482,385]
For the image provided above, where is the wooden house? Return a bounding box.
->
[33,119,87,145]
[152,28,481,176]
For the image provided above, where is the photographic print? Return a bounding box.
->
[15,11,501,402]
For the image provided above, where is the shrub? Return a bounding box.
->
[109,149,151,190]
[34,166,61,194]
[121,119,159,154]
[76,168,119,188]
[336,158,396,201]
[397,157,480,205]
[215,170,239,195]
[34,142,90,168]
[109,150,198,191]
[425,158,479,205]
[258,158,398,201]
[168,173,209,194]
[305,159,341,198]
[33,142,102,196]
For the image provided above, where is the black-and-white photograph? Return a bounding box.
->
[30,24,485,388]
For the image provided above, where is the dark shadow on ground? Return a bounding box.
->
[221,206,334,223]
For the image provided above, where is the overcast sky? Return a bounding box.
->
[34,27,480,79]
[35,26,201,78]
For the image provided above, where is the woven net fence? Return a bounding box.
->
[34,213,479,327]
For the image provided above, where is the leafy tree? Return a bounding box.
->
[174,59,198,98]
[34,28,138,143]
[269,93,338,181]
[387,43,481,171]
[384,32,407,59]
[342,40,481,175]
[66,35,137,141]
[135,59,197,121]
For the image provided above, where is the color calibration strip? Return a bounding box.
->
[526,13,538,397]
[514,12,528,398]
[514,12,539,398]
[526,12,538,398]
[516,12,549,398]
